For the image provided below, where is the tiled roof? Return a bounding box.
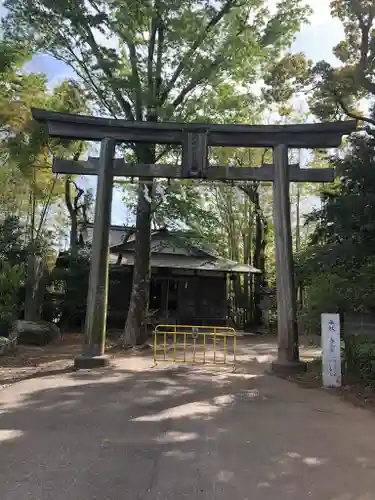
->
[110,252,261,274]
[83,223,261,274]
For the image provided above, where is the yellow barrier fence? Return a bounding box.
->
[154,324,236,366]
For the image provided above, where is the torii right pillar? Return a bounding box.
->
[272,144,306,375]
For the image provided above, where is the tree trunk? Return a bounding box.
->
[295,183,303,310]
[123,146,154,346]
[231,239,242,310]
[65,179,78,257]
[64,149,85,256]
[70,215,78,254]
[243,199,253,323]
[24,253,43,321]
[24,185,43,321]
[226,193,242,310]
[243,233,249,309]
[295,183,300,253]
[253,190,263,325]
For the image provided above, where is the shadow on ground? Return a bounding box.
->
[0,338,374,500]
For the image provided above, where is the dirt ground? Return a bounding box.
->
[1,333,374,413]
[0,333,375,412]
[0,334,125,387]
[0,333,317,387]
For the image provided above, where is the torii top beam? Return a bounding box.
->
[32,108,357,149]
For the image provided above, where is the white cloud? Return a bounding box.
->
[288,0,344,65]
[308,0,332,24]
[0,2,6,18]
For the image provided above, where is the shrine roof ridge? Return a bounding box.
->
[32,108,357,149]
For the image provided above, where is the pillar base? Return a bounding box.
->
[271,359,307,376]
[74,355,110,370]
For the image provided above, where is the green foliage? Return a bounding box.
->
[0,37,92,275]
[344,335,375,388]
[0,216,28,333]
[302,131,375,266]
[261,1,375,123]
[154,180,222,240]
[0,215,28,265]
[0,259,25,334]
[0,39,31,73]
[308,62,360,122]
[263,53,313,104]
[297,123,375,336]
[309,0,375,123]
[298,272,355,334]
[3,0,310,124]
[0,38,89,228]
[62,252,90,329]
[298,256,375,334]
[47,248,91,329]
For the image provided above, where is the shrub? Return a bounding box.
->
[0,258,25,334]
[344,334,375,387]
[45,249,90,330]
[298,273,349,335]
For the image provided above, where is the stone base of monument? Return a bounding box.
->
[271,359,307,376]
[74,355,110,370]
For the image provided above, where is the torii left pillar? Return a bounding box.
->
[74,138,115,369]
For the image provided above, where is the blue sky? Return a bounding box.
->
[1,0,344,226]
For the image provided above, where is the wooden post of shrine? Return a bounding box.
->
[74,138,115,369]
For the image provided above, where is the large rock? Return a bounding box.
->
[10,320,61,346]
[0,336,17,356]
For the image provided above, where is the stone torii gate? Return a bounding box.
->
[32,109,356,372]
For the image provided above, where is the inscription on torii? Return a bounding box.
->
[32,108,356,372]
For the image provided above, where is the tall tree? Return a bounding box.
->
[3,0,310,343]
[0,41,88,222]
[308,0,375,125]
[0,38,92,319]
[0,40,57,217]
[296,124,375,332]
[263,1,375,125]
